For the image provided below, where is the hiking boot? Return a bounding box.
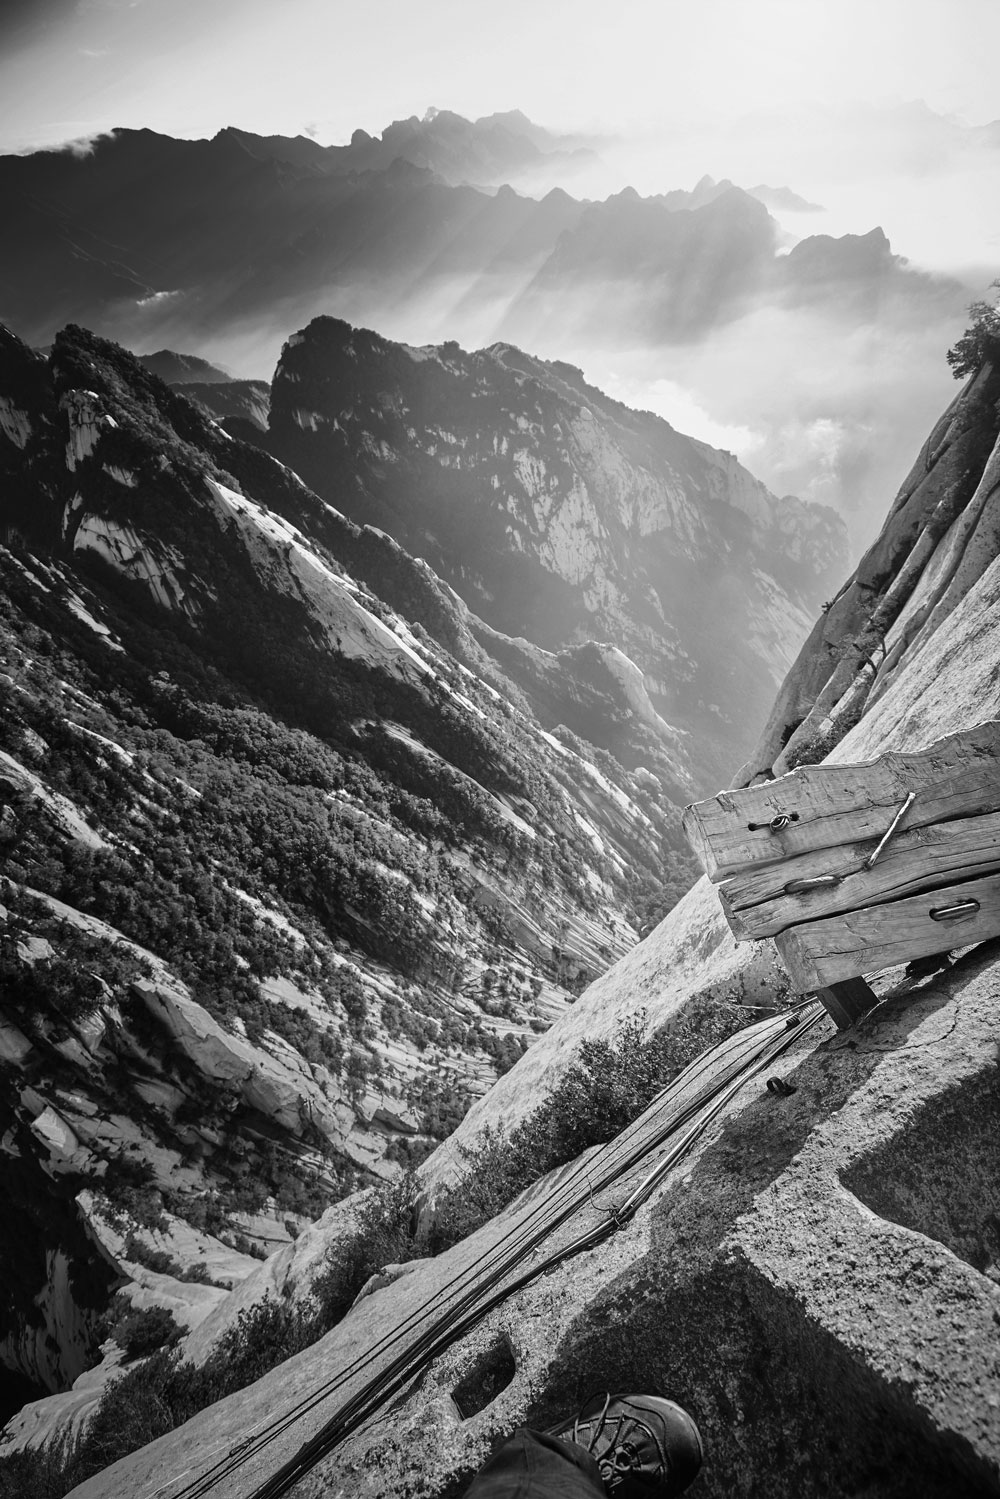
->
[550,1391,704,1496]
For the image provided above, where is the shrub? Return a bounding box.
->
[0,1433,84,1499]
[96,1165,167,1234]
[75,1352,180,1479]
[110,1304,181,1359]
[428,1001,749,1245]
[122,1235,179,1277]
[947,282,1000,378]
[307,1171,427,1329]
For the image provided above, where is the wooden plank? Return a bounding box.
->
[773,871,1000,990]
[720,811,1000,940]
[816,978,878,1030]
[682,719,1000,882]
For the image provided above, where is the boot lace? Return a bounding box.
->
[572,1395,669,1487]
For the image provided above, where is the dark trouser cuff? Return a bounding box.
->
[464,1426,607,1498]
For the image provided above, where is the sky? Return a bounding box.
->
[2,0,999,154]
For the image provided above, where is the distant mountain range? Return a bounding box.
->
[227,107,600,185]
[0,109,970,532]
[0,118,961,369]
[136,351,233,385]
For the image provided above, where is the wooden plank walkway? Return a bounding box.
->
[684,721,1000,1028]
[720,811,1000,940]
[683,720,1000,882]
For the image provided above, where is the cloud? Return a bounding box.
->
[597,372,761,456]
[63,132,109,156]
[625,301,961,545]
[112,257,962,557]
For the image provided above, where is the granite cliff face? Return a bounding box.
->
[262,317,847,787]
[44,352,1000,1499]
[734,354,1000,782]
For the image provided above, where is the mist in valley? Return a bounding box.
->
[112,181,973,552]
[3,1,999,554]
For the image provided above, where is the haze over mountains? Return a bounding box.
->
[0,107,975,536]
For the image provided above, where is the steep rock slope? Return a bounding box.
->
[264,317,848,788]
[0,321,699,1408]
[55,354,1000,1499]
[65,954,1000,1499]
[425,348,1000,1180]
[735,354,1000,781]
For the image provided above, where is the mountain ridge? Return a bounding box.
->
[258,315,847,787]
[0,316,705,1412]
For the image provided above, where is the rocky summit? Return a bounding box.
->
[260,316,848,788]
[0,315,839,1456]
[12,338,998,1499]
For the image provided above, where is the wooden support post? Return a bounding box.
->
[815,977,878,1030]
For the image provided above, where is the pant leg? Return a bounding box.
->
[463,1427,606,1499]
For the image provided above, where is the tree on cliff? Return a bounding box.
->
[947,281,1000,377]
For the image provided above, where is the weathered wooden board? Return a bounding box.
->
[773,871,1000,990]
[683,720,1000,882]
[720,811,1000,940]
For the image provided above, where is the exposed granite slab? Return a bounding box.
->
[68,940,1000,1498]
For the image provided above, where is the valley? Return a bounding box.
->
[0,312,838,1435]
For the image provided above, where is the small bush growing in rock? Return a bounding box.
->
[110,1304,181,1359]
[122,1235,179,1277]
[947,282,1000,378]
[0,1433,81,1499]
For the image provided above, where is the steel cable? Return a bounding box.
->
[156,1001,823,1499]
